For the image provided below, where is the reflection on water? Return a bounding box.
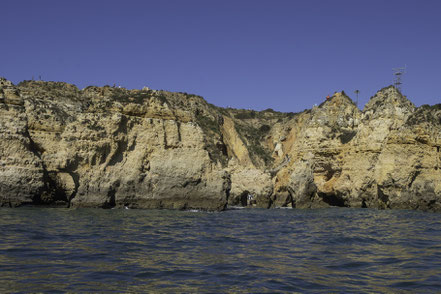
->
[1,207,441,293]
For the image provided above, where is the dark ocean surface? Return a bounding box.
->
[1,207,441,293]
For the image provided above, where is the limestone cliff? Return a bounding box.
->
[1,78,440,211]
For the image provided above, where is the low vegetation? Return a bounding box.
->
[406,104,441,126]
[234,123,273,166]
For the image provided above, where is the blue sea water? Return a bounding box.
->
[1,207,441,293]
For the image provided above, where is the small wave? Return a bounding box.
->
[227,206,246,210]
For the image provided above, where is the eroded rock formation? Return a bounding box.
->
[1,78,440,211]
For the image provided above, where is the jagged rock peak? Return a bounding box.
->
[305,91,360,133]
[319,91,358,109]
[333,91,355,102]
[363,85,415,116]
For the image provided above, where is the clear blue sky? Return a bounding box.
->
[2,0,441,111]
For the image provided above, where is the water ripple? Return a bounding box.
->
[1,207,441,293]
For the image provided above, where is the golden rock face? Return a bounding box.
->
[0,78,440,211]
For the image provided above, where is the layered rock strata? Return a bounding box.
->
[1,78,440,211]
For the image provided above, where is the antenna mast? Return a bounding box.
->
[393,66,406,92]
[354,90,360,107]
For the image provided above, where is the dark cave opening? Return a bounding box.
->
[318,192,346,207]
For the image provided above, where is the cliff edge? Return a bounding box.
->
[1,78,440,211]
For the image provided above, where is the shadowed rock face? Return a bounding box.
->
[1,79,440,211]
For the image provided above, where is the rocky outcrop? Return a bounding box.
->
[0,78,440,211]
[228,168,273,208]
[272,88,441,211]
